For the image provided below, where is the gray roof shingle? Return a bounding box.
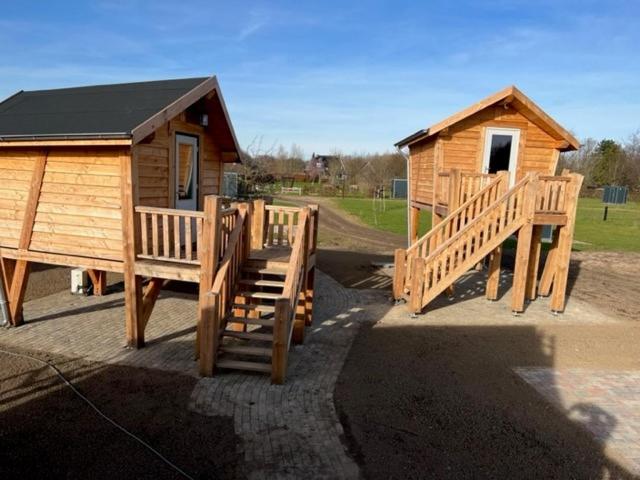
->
[0,77,209,139]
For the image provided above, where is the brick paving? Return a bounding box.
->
[0,270,381,479]
[516,368,640,474]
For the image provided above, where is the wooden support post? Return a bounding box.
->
[271,298,289,384]
[304,266,315,326]
[6,150,48,326]
[121,150,145,348]
[448,168,462,212]
[485,245,502,300]
[525,226,543,301]
[87,269,107,296]
[511,173,538,313]
[550,174,583,313]
[141,277,164,330]
[198,195,222,374]
[538,227,560,296]
[252,199,266,250]
[409,257,426,314]
[410,206,420,244]
[393,249,407,300]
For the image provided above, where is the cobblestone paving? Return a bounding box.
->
[516,368,640,474]
[190,271,386,480]
[0,284,201,375]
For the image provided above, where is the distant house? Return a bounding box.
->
[306,153,338,181]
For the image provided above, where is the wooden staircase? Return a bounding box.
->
[394,171,582,315]
[216,262,287,374]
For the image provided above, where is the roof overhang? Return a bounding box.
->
[131,76,243,163]
[0,134,132,148]
[395,85,580,151]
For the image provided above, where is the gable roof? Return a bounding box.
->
[395,85,580,151]
[0,76,242,159]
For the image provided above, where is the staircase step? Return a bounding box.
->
[220,344,273,357]
[238,279,285,288]
[242,266,287,275]
[217,359,271,373]
[239,291,282,300]
[232,303,276,313]
[225,316,275,327]
[222,330,273,342]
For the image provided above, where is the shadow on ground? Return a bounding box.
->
[0,346,243,480]
[335,320,637,479]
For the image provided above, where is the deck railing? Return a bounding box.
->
[135,206,205,264]
[536,176,571,214]
[250,202,319,252]
[435,170,495,208]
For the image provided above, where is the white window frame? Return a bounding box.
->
[482,127,521,186]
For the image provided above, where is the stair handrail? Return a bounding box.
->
[408,173,536,312]
[272,207,310,384]
[203,206,248,374]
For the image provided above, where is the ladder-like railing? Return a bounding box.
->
[271,207,311,383]
[394,171,509,298]
[407,174,537,313]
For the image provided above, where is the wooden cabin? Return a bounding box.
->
[393,86,583,317]
[0,77,319,383]
[395,85,580,242]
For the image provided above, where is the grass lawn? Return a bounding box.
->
[334,197,640,252]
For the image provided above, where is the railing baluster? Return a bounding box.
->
[162,214,170,257]
[174,216,181,259]
[151,213,159,257]
[140,212,148,255]
[185,217,192,260]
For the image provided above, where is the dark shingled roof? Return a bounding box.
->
[0,77,209,140]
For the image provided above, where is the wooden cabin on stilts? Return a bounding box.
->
[0,76,318,383]
[392,85,583,315]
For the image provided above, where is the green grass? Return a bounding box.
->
[334,198,432,237]
[334,197,640,252]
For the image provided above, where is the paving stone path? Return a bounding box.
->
[190,271,386,479]
[0,270,384,479]
[516,368,640,475]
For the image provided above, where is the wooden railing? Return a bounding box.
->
[199,204,249,375]
[435,170,496,208]
[271,207,311,384]
[407,174,536,313]
[395,171,509,298]
[135,206,205,265]
[251,202,319,252]
[536,176,571,214]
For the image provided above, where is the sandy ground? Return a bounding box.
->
[0,346,241,480]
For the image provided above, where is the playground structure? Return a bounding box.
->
[0,77,318,383]
[393,86,583,314]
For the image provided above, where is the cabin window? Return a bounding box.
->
[175,134,199,210]
[482,127,520,185]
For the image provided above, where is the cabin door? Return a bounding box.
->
[482,127,520,186]
[175,134,199,211]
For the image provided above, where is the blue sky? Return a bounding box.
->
[1,1,639,155]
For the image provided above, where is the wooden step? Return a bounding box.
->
[238,279,285,288]
[220,344,273,357]
[232,303,276,313]
[216,359,271,373]
[239,291,282,300]
[242,266,287,275]
[225,316,275,327]
[222,330,273,342]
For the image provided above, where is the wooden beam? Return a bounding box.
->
[121,149,145,347]
[511,174,538,313]
[198,195,222,375]
[485,245,502,300]
[409,257,426,314]
[538,227,559,296]
[0,248,124,273]
[87,270,107,296]
[550,173,583,312]
[393,249,407,300]
[410,207,420,244]
[252,199,266,250]
[271,298,289,384]
[525,226,543,301]
[141,277,164,329]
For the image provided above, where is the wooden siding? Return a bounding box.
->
[134,112,224,209]
[408,104,559,206]
[409,139,436,205]
[0,148,124,260]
